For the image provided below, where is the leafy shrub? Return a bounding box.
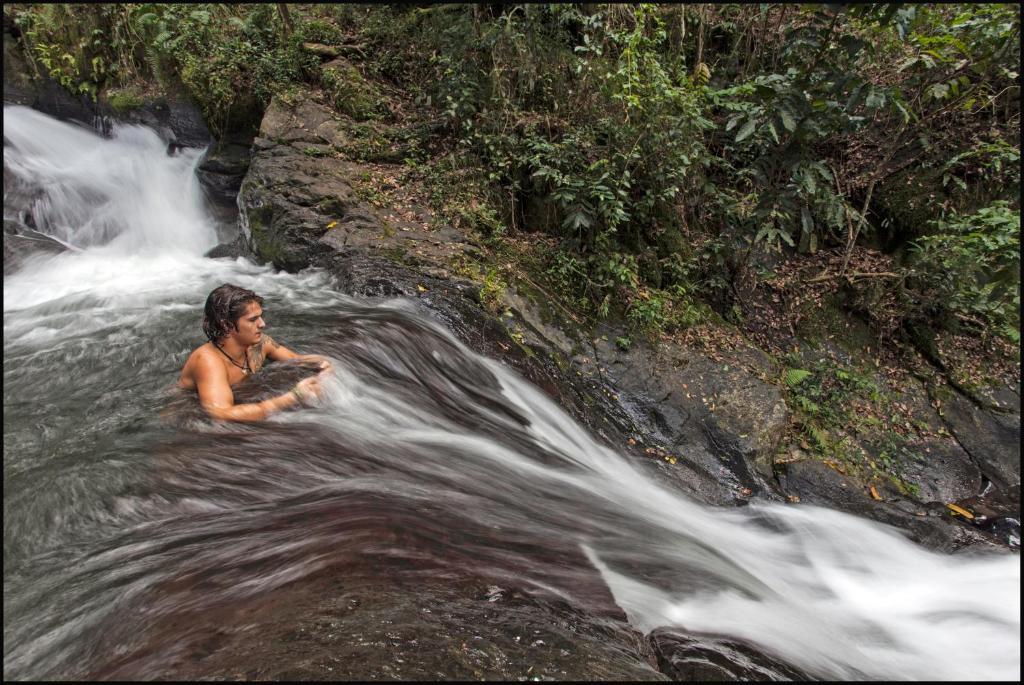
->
[910,202,1020,341]
[12,4,310,137]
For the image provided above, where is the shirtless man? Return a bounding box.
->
[178,283,331,421]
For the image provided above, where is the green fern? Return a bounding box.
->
[785,368,812,387]
[143,40,165,89]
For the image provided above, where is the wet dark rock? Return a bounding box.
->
[15,78,102,131]
[4,65,212,150]
[954,483,1021,549]
[881,437,982,504]
[197,142,252,207]
[237,95,750,508]
[777,460,1006,553]
[203,231,252,261]
[648,628,811,681]
[236,87,1020,546]
[3,22,34,106]
[982,515,1021,549]
[859,374,982,504]
[941,386,1021,494]
[587,334,789,502]
[101,96,212,149]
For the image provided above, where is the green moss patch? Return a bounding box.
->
[322,59,384,121]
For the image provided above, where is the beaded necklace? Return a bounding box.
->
[213,342,252,375]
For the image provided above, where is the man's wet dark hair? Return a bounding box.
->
[202,283,263,342]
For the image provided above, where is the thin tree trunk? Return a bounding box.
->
[751,4,771,71]
[277,4,294,38]
[695,4,705,68]
[677,4,685,59]
[840,178,874,276]
[771,5,788,72]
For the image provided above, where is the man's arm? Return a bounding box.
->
[193,351,305,422]
[264,336,332,370]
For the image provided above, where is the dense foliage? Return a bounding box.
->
[7,3,1019,345]
[365,3,1020,343]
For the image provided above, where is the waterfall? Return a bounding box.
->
[4,105,1019,681]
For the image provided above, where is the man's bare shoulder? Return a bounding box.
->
[179,343,224,388]
[186,342,220,365]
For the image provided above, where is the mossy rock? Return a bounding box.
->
[105,88,145,114]
[321,58,383,121]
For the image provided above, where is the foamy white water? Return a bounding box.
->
[4,105,216,253]
[502,366,1019,681]
[297,312,1020,681]
[4,104,1019,681]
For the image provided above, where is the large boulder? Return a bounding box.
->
[100,94,212,149]
[237,86,1018,556]
[941,386,1021,494]
[585,333,790,503]
[196,141,252,207]
[859,374,983,505]
[238,96,476,273]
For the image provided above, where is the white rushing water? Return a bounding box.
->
[3,104,1020,681]
[3,105,340,344]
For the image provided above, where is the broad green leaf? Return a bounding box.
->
[896,57,919,72]
[930,83,950,100]
[804,170,816,195]
[865,90,885,108]
[735,118,757,143]
[801,206,814,237]
[779,107,797,132]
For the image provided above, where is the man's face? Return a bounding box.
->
[229,301,266,347]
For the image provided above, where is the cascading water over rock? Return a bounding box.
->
[3,105,1019,681]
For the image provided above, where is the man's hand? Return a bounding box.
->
[290,353,333,375]
[311,356,334,374]
[293,375,324,405]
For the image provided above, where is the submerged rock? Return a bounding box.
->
[648,628,811,681]
[3,219,67,273]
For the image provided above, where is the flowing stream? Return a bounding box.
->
[3,105,1020,681]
